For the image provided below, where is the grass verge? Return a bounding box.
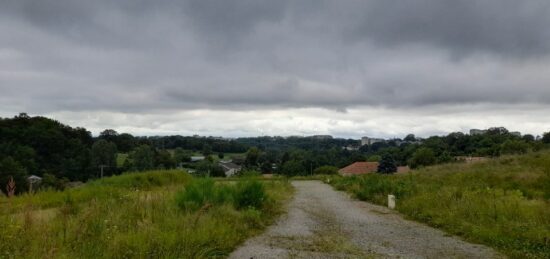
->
[0,171,293,258]
[327,152,550,259]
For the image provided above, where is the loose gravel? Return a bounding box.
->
[230,180,503,259]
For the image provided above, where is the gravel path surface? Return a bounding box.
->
[230,180,503,259]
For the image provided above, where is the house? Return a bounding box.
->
[190,156,205,162]
[218,161,242,177]
[339,162,379,176]
[27,175,42,183]
[343,145,359,151]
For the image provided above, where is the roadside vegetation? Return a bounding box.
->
[327,151,550,258]
[0,170,292,258]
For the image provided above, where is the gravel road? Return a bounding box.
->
[230,180,503,259]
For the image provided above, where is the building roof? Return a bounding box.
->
[190,156,205,162]
[27,175,42,180]
[339,162,379,175]
[219,161,241,172]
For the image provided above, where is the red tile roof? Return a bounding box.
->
[339,162,379,176]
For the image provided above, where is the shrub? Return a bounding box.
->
[234,180,267,210]
[175,178,267,211]
[313,166,339,175]
[237,170,261,177]
[176,178,220,211]
[377,154,397,174]
[409,147,436,169]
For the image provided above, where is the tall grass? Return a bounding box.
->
[0,171,292,258]
[328,151,550,259]
[0,170,192,215]
[176,178,268,211]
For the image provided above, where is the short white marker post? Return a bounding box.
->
[388,195,396,209]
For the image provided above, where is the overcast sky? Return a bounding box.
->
[1,0,550,138]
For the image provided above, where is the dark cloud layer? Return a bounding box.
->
[1,0,550,114]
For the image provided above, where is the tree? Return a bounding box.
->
[409,147,436,169]
[91,140,117,177]
[131,145,154,171]
[367,155,381,162]
[404,134,416,142]
[210,165,226,177]
[500,140,529,155]
[99,129,119,143]
[41,173,68,190]
[0,157,28,195]
[260,161,272,173]
[155,150,176,169]
[437,151,453,164]
[280,160,305,176]
[377,154,397,174]
[115,133,136,152]
[522,134,535,142]
[0,114,92,181]
[202,144,212,156]
[195,160,213,177]
[245,147,261,167]
[173,148,191,164]
[542,132,550,144]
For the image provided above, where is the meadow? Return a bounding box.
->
[327,152,550,258]
[0,170,292,258]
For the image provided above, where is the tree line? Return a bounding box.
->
[0,114,245,193]
[2,113,550,194]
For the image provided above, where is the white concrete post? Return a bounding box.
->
[388,195,396,209]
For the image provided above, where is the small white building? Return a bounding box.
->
[190,156,205,162]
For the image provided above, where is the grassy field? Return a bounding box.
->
[327,152,550,258]
[0,170,293,258]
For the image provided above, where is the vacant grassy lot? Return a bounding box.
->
[328,152,550,259]
[0,170,292,258]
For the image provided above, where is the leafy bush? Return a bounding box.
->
[234,180,267,210]
[175,178,232,211]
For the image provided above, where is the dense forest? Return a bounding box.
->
[1,113,549,193]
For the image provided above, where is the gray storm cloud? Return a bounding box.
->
[1,0,550,114]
